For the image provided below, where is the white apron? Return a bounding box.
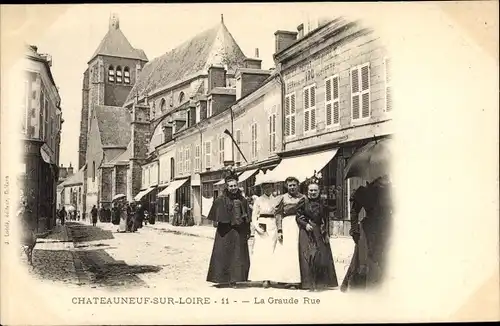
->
[273,214,301,283]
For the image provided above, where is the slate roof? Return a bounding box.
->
[107,141,132,165]
[94,105,131,147]
[125,21,246,104]
[59,168,84,187]
[89,20,148,63]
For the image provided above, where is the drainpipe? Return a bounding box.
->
[276,64,286,152]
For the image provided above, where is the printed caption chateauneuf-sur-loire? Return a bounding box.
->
[71,296,321,305]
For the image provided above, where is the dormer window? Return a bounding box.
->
[160,98,166,114]
[108,66,115,82]
[124,67,130,84]
[179,92,185,104]
[116,66,122,83]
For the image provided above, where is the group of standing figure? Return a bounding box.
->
[206,173,338,291]
[109,199,146,233]
[205,171,392,292]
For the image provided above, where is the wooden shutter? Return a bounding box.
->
[361,64,370,118]
[325,78,332,126]
[351,68,360,120]
[285,96,290,136]
[310,86,316,130]
[333,76,340,124]
[304,88,310,132]
[269,116,272,151]
[272,114,276,151]
[385,58,392,111]
[290,94,296,135]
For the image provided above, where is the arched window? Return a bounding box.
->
[179,92,185,104]
[108,66,115,82]
[160,98,166,113]
[124,67,130,84]
[116,66,122,83]
[92,161,96,182]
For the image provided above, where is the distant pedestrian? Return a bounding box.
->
[59,207,67,226]
[173,203,180,226]
[99,205,105,222]
[91,205,98,226]
[182,204,191,226]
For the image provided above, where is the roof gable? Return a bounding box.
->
[126,21,246,104]
[94,105,131,147]
[89,17,148,63]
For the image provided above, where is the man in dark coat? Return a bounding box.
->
[206,172,251,287]
[341,175,393,292]
[99,205,105,222]
[91,205,98,226]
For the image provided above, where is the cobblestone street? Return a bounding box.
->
[25,221,353,297]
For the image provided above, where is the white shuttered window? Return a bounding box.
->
[235,130,242,163]
[218,136,225,165]
[184,147,191,174]
[303,84,316,132]
[251,123,258,160]
[205,141,212,169]
[194,145,201,172]
[284,93,296,136]
[385,58,392,111]
[351,63,370,120]
[269,113,277,153]
[325,75,340,126]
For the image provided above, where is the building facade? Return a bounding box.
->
[269,18,394,234]
[20,44,63,233]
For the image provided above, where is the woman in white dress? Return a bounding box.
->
[248,182,278,288]
[273,177,305,288]
[118,199,128,232]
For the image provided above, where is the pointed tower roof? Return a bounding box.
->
[125,16,246,104]
[89,13,148,63]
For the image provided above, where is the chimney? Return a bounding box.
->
[187,106,196,128]
[274,30,298,53]
[243,58,262,70]
[68,163,74,176]
[297,23,304,39]
[236,69,271,100]
[255,48,259,58]
[198,100,208,121]
[207,65,226,93]
[162,124,173,142]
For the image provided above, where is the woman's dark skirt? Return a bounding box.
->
[298,227,338,290]
[206,222,250,284]
[341,215,391,292]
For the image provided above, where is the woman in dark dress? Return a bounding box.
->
[296,179,338,291]
[206,172,251,287]
[341,175,393,292]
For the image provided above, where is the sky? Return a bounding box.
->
[27,3,332,168]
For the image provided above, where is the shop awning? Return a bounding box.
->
[158,178,188,197]
[214,178,225,185]
[134,187,155,201]
[237,169,259,183]
[266,148,339,183]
